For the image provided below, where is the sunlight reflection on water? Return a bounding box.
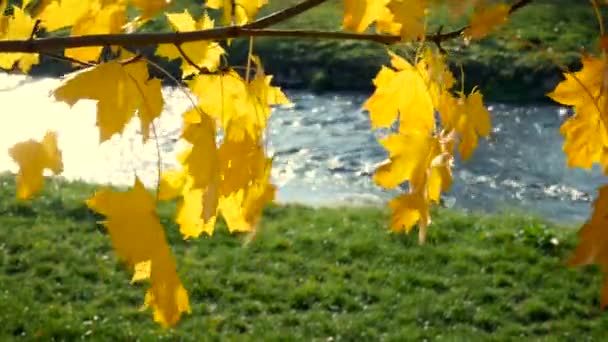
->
[0,74,604,224]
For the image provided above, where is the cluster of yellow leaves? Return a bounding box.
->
[160,56,288,238]
[548,49,608,308]
[365,49,490,243]
[0,0,172,70]
[343,0,510,41]
[2,0,289,327]
[207,0,267,26]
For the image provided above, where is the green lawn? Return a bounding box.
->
[1,173,607,340]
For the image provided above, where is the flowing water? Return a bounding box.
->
[0,74,603,224]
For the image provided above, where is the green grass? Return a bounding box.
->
[1,173,608,339]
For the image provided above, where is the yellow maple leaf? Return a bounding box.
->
[53,57,163,143]
[219,158,275,233]
[156,10,224,77]
[364,52,434,134]
[38,0,127,62]
[206,0,267,26]
[569,185,608,308]
[374,133,452,195]
[343,0,388,32]
[451,90,491,160]
[130,0,171,23]
[548,55,603,109]
[559,103,608,171]
[464,3,510,40]
[159,109,220,238]
[36,0,91,32]
[388,191,429,233]
[87,178,190,327]
[189,66,288,141]
[181,108,220,188]
[8,131,63,200]
[159,168,220,238]
[379,0,428,41]
[548,55,608,172]
[0,6,39,72]
[217,135,266,196]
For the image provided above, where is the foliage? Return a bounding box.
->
[0,0,608,330]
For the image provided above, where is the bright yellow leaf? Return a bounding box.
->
[38,1,127,62]
[53,58,163,143]
[381,0,428,41]
[374,133,451,195]
[131,260,151,283]
[86,178,190,327]
[569,185,608,308]
[130,0,171,23]
[8,131,63,199]
[189,66,288,141]
[180,108,219,189]
[453,90,491,159]
[548,55,608,172]
[206,0,267,25]
[156,10,224,77]
[388,191,428,233]
[0,6,39,72]
[364,53,434,134]
[217,135,266,196]
[219,158,275,233]
[343,0,388,32]
[37,0,91,31]
[464,3,510,40]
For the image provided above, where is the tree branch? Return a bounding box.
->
[0,0,534,54]
[244,0,329,29]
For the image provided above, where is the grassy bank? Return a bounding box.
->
[0,173,607,339]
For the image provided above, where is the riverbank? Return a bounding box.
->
[26,0,599,102]
[0,174,606,339]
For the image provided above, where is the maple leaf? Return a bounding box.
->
[379,0,428,41]
[364,52,434,134]
[53,57,163,143]
[156,10,224,77]
[569,185,608,308]
[558,103,608,171]
[206,0,267,26]
[36,0,91,31]
[8,131,63,200]
[159,109,220,238]
[219,158,275,233]
[548,55,608,172]
[374,133,452,194]
[38,0,127,62]
[87,178,190,326]
[159,168,220,238]
[464,3,510,40]
[130,0,171,23]
[217,135,267,196]
[189,65,288,141]
[548,55,604,109]
[389,191,429,234]
[343,0,388,32]
[0,6,39,72]
[450,90,491,160]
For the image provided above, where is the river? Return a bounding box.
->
[0,74,603,224]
